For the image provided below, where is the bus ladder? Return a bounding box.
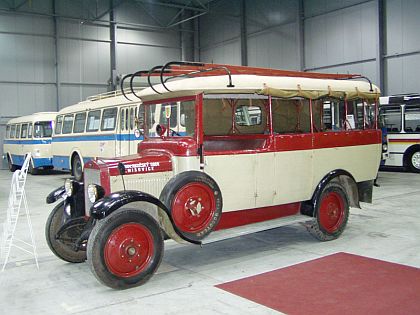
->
[1,153,39,271]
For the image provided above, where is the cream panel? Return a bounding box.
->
[52,138,117,161]
[274,150,314,204]
[255,153,276,207]
[172,156,201,175]
[312,144,381,186]
[22,143,51,159]
[204,154,256,212]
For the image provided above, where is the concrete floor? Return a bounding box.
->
[0,169,419,314]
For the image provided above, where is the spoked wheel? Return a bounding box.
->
[7,155,17,172]
[407,149,420,173]
[308,182,349,241]
[160,171,222,242]
[45,201,87,263]
[72,154,83,181]
[87,208,163,290]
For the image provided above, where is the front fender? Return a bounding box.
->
[46,186,66,204]
[90,190,201,245]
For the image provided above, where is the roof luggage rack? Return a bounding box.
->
[121,61,369,100]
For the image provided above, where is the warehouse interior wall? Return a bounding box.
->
[1,0,419,168]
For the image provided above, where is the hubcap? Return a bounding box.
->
[104,223,154,278]
[172,182,216,233]
[412,152,420,169]
[319,191,344,233]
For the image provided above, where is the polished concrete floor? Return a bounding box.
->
[0,169,419,314]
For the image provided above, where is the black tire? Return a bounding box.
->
[87,208,164,290]
[308,182,349,241]
[45,201,87,263]
[72,154,83,181]
[407,149,420,173]
[7,155,17,172]
[28,158,38,175]
[160,171,222,242]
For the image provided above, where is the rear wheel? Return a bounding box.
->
[7,155,17,172]
[407,149,420,173]
[72,154,83,181]
[28,158,38,175]
[87,208,164,290]
[45,201,87,263]
[308,182,349,241]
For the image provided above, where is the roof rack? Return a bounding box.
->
[121,61,368,101]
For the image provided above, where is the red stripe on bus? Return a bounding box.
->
[388,139,420,143]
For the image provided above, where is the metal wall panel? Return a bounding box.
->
[386,55,420,94]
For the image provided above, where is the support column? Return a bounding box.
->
[110,1,117,92]
[240,0,247,66]
[376,0,385,93]
[297,0,305,71]
[53,0,60,110]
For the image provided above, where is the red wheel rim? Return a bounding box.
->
[172,182,216,233]
[104,223,154,278]
[319,191,345,233]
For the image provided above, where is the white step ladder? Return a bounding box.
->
[1,153,39,271]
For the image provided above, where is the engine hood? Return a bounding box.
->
[85,150,173,176]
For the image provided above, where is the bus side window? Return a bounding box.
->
[130,108,134,130]
[86,110,101,132]
[62,114,74,134]
[404,105,420,133]
[120,108,125,131]
[272,98,311,134]
[101,108,117,131]
[55,115,63,135]
[16,124,21,139]
[73,112,87,133]
[10,125,16,139]
[21,123,28,138]
[125,109,129,130]
[28,123,33,138]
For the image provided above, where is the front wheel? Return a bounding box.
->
[407,149,420,173]
[45,201,87,263]
[308,182,349,241]
[87,208,164,290]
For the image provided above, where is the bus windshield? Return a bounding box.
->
[34,121,53,138]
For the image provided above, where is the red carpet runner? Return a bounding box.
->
[216,252,420,315]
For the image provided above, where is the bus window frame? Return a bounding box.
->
[73,112,87,133]
[86,110,102,132]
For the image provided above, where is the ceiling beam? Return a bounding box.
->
[134,0,208,13]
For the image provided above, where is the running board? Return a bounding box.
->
[202,214,312,245]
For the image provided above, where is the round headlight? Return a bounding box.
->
[64,179,74,197]
[382,143,388,152]
[88,184,98,203]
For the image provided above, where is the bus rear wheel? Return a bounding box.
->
[7,155,17,172]
[407,149,420,173]
[308,182,349,241]
[72,154,83,181]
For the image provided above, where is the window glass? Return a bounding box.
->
[55,116,63,134]
[86,110,101,132]
[6,125,10,139]
[120,108,125,131]
[404,105,420,133]
[34,121,53,138]
[101,108,117,131]
[346,100,364,129]
[125,108,129,130]
[235,105,262,126]
[73,112,86,133]
[130,108,134,130]
[160,103,178,128]
[10,125,16,138]
[321,99,346,131]
[21,123,28,138]
[379,106,401,133]
[16,125,21,139]
[272,98,311,133]
[364,100,377,129]
[62,114,74,134]
[137,105,145,129]
[28,123,33,138]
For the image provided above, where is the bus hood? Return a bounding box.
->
[85,150,173,176]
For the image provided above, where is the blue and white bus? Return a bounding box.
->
[3,112,56,174]
[52,90,185,180]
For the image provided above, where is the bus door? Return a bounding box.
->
[118,105,140,156]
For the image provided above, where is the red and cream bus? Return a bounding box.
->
[379,94,420,172]
[45,62,382,289]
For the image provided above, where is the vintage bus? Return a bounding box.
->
[379,94,420,172]
[3,112,56,174]
[52,91,185,181]
[45,62,382,289]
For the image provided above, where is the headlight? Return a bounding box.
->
[64,179,74,197]
[382,143,388,152]
[88,184,105,203]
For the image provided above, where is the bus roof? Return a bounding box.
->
[7,112,58,125]
[133,74,380,103]
[379,94,420,105]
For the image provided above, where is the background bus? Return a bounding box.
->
[52,91,185,180]
[379,94,420,172]
[3,112,56,174]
